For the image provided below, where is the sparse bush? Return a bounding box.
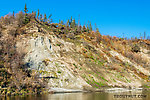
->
[8,28,17,36]
[0,14,15,26]
[124,51,134,60]
[132,53,141,63]
[0,22,45,95]
[67,33,75,39]
[96,34,102,43]
[16,11,25,27]
[102,35,110,45]
[132,44,140,53]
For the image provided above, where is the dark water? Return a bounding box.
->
[1,90,150,100]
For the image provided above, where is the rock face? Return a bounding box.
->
[16,22,150,90]
[17,32,91,90]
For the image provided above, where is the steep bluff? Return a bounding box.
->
[16,21,150,90]
[16,25,91,90]
[1,11,150,96]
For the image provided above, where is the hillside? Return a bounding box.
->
[0,11,150,95]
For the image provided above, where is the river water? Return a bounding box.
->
[1,89,150,100]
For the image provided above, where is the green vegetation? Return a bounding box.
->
[57,71,61,74]
[143,85,150,88]
[24,4,30,24]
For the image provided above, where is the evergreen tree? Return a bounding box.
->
[87,23,89,32]
[44,14,47,22]
[60,20,64,25]
[33,11,36,18]
[89,21,92,31]
[48,14,52,19]
[24,4,29,24]
[47,14,52,23]
[24,4,28,14]
[144,32,146,39]
[70,16,73,23]
[49,19,52,23]
[67,19,69,27]
[37,9,39,19]
[95,23,100,34]
[82,25,86,32]
[96,27,100,33]
[71,19,75,28]
[40,14,43,22]
[13,11,15,17]
[78,15,81,31]
[78,14,80,27]
[69,16,73,25]
[95,23,97,31]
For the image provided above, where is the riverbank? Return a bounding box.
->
[0,86,150,97]
[48,87,150,94]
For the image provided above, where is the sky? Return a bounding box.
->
[0,0,150,38]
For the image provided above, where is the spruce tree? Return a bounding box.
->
[70,16,72,23]
[96,27,101,36]
[87,23,89,32]
[48,14,52,19]
[89,21,92,31]
[67,19,69,27]
[69,16,73,25]
[71,19,75,28]
[24,4,29,24]
[24,4,28,14]
[60,20,64,25]
[33,11,36,18]
[144,32,146,39]
[83,25,86,32]
[96,27,100,33]
[40,14,43,22]
[47,14,52,23]
[44,14,47,22]
[48,19,52,23]
[78,14,80,27]
[13,11,15,17]
[37,9,39,19]
[95,23,97,31]
[59,19,61,24]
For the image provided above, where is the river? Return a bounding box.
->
[1,89,150,100]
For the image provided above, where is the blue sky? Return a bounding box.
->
[0,0,150,38]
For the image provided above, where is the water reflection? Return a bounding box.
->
[1,90,149,100]
[47,92,107,100]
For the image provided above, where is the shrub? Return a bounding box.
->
[124,51,134,60]
[0,14,15,26]
[67,33,75,39]
[96,34,102,43]
[0,29,45,95]
[132,44,140,53]
[16,11,25,27]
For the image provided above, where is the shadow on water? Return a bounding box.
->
[0,90,149,100]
